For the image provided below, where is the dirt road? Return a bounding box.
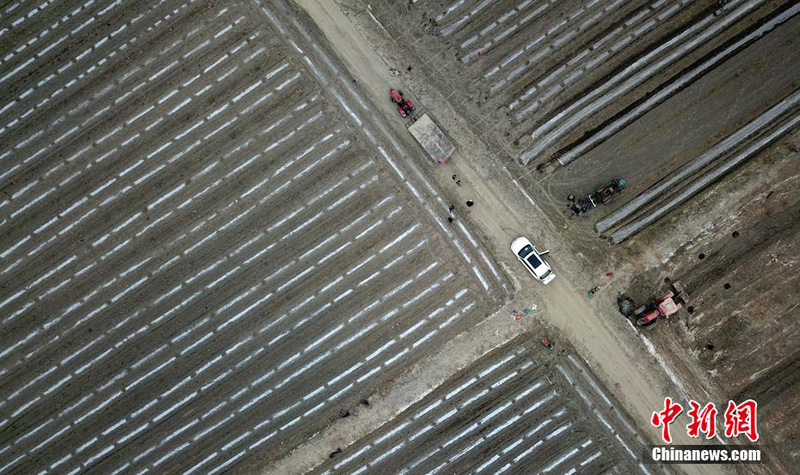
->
[285,1,729,474]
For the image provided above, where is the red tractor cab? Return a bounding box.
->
[390,89,414,117]
[635,290,681,329]
[619,282,688,330]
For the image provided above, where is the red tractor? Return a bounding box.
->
[390,89,415,118]
[618,282,688,330]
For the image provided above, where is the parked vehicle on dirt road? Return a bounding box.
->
[511,237,555,285]
[570,178,627,215]
[618,282,688,329]
[389,87,455,164]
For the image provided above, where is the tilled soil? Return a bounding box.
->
[621,144,800,472]
[303,337,661,475]
[3,0,797,473]
[0,1,505,473]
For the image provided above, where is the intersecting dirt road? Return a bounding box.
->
[275,1,729,474]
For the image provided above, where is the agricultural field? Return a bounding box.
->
[359,0,800,471]
[305,338,659,475]
[2,0,798,473]
[0,0,507,473]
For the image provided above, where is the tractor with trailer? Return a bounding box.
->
[618,282,689,330]
[388,88,454,164]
